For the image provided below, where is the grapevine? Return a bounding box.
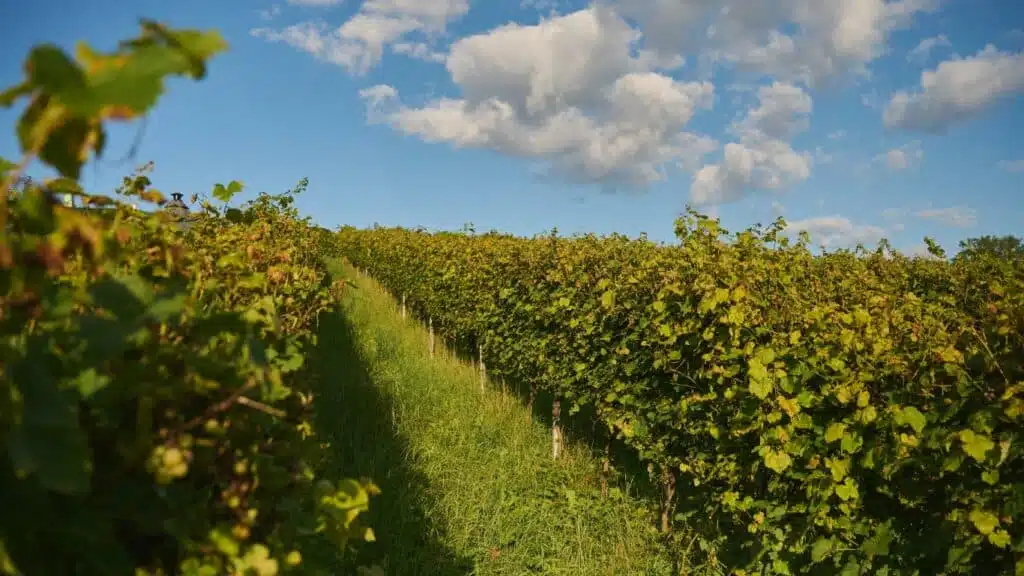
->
[1,21,378,575]
[339,214,1024,575]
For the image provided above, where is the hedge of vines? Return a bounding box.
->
[1,23,377,575]
[339,216,1023,576]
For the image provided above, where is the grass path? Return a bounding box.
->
[310,261,677,575]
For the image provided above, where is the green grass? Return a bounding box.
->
[309,260,680,575]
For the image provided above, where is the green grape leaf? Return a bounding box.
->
[26,45,91,110]
[959,430,994,463]
[39,115,95,180]
[90,274,151,318]
[811,538,833,563]
[893,406,927,434]
[212,180,243,203]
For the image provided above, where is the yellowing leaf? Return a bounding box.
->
[825,423,847,443]
[731,285,747,301]
[856,390,870,408]
[937,346,963,364]
[778,395,800,417]
[968,509,999,535]
[834,478,859,501]
[853,308,870,326]
[959,430,994,463]
[600,290,615,309]
[826,457,850,482]
[748,360,773,399]
[763,449,792,473]
[988,529,1011,549]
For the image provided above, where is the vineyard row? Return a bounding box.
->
[338,216,1023,576]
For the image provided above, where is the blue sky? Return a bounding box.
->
[2,0,1022,254]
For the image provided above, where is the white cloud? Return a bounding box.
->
[613,0,942,87]
[731,82,813,140]
[359,84,399,106]
[785,215,887,249]
[827,129,847,139]
[251,22,366,72]
[998,159,1024,172]
[359,84,400,123]
[362,0,469,32]
[907,34,951,62]
[878,140,923,170]
[258,0,963,195]
[252,18,420,74]
[359,7,721,187]
[253,0,468,74]
[392,41,447,63]
[689,82,813,206]
[916,206,977,228]
[884,44,1024,132]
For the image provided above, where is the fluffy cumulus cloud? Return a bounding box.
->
[689,82,813,205]
[253,0,1020,219]
[613,0,942,87]
[251,0,467,74]
[884,45,1024,132]
[359,7,720,186]
[784,216,887,249]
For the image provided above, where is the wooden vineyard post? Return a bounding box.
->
[552,397,563,460]
[478,342,486,392]
[660,467,677,533]
[601,435,611,498]
[401,294,406,319]
[428,316,435,358]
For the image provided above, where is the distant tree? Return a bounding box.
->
[955,235,1024,262]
